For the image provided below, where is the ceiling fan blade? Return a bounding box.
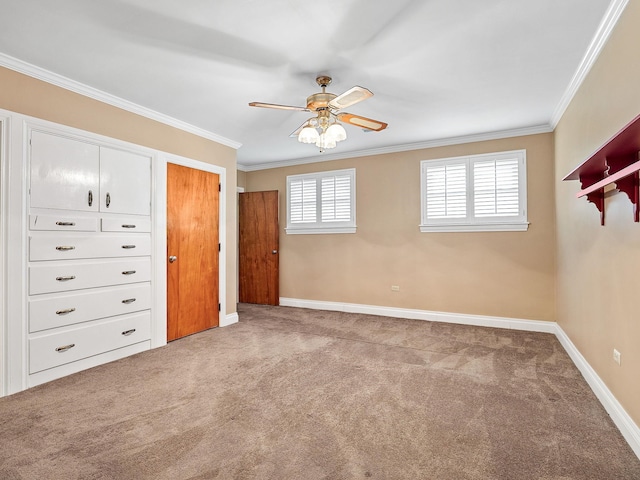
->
[336,113,388,131]
[249,102,310,112]
[328,86,373,110]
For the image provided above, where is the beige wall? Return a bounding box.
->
[237,170,247,190]
[555,1,640,425]
[246,133,556,321]
[0,67,239,313]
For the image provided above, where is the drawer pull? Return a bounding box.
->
[55,308,76,315]
[122,270,136,275]
[122,329,136,336]
[121,224,136,229]
[55,246,76,251]
[121,245,136,249]
[55,275,76,282]
[122,298,136,304]
[55,221,76,227]
[55,344,75,353]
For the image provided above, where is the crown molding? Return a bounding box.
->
[550,0,629,128]
[238,124,553,172]
[0,52,242,150]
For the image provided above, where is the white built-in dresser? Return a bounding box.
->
[27,129,153,384]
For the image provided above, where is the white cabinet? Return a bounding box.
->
[100,147,151,215]
[30,131,151,216]
[26,127,153,386]
[30,130,100,212]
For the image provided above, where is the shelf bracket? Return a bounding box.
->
[579,173,606,225]
[608,154,640,222]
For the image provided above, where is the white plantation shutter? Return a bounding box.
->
[425,162,467,219]
[286,169,356,234]
[321,174,352,222]
[289,178,317,223]
[420,150,527,232]
[473,157,520,217]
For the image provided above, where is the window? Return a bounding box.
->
[420,150,528,232]
[286,168,356,234]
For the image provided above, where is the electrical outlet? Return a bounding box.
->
[613,349,621,366]
[391,285,400,292]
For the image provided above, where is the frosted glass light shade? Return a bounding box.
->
[298,126,319,144]
[315,133,337,149]
[325,123,347,142]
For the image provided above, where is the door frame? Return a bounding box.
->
[154,152,227,347]
[0,113,9,397]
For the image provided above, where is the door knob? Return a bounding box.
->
[272,250,278,254]
[169,255,177,263]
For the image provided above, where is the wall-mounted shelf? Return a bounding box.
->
[563,113,640,225]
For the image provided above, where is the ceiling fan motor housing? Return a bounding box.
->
[306,92,337,111]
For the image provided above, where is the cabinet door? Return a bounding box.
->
[30,131,100,211]
[100,147,151,215]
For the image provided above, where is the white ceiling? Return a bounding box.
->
[0,0,615,168]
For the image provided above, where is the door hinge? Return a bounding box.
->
[218,243,221,252]
[218,183,221,192]
[218,303,221,312]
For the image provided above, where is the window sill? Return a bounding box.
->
[286,226,357,235]
[420,222,529,233]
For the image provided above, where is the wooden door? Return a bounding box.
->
[167,163,219,341]
[239,191,279,305]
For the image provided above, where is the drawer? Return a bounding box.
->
[30,214,98,232]
[29,283,151,332]
[29,257,151,295]
[101,217,151,233]
[29,311,151,374]
[30,234,151,261]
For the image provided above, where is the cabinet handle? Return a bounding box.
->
[55,221,76,227]
[88,190,93,207]
[55,344,75,353]
[121,298,136,304]
[121,224,136,229]
[55,275,76,281]
[121,245,136,249]
[55,308,76,315]
[122,270,136,275]
[55,246,76,251]
[106,192,111,208]
[122,329,136,336]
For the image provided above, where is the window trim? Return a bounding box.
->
[286,168,356,235]
[420,150,528,233]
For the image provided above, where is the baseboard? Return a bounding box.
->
[554,325,640,459]
[221,312,239,327]
[279,297,640,459]
[279,297,557,333]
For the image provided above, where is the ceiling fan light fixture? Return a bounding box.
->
[325,123,347,142]
[315,133,337,150]
[298,125,320,144]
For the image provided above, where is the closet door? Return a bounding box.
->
[99,147,151,215]
[30,131,99,211]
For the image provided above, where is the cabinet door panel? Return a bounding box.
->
[100,147,151,215]
[30,131,100,211]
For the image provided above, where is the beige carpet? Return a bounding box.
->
[1,303,639,479]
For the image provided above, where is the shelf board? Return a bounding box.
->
[563,113,640,182]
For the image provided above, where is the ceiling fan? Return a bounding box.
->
[249,76,388,152]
